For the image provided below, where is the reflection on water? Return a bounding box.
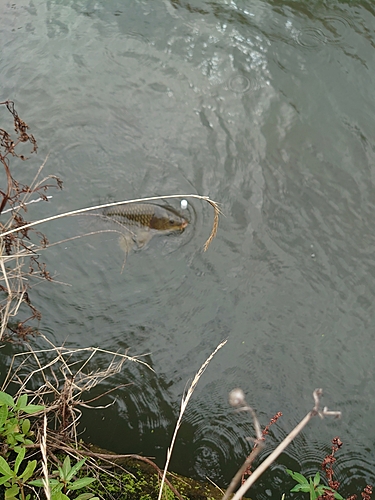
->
[1,0,375,496]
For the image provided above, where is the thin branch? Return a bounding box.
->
[225,388,341,500]
[222,389,265,500]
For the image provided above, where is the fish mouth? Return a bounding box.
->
[181,220,188,230]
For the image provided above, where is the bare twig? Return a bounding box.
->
[222,389,265,500]
[224,388,341,500]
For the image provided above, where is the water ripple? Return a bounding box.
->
[285,13,353,50]
[295,27,327,48]
[104,31,152,68]
[227,74,255,93]
[323,15,352,44]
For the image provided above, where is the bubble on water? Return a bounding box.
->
[228,74,257,93]
[180,199,188,210]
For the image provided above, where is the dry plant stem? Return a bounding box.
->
[205,476,225,494]
[225,389,341,500]
[222,391,265,500]
[1,195,53,214]
[157,339,228,500]
[41,413,51,500]
[2,342,153,393]
[228,412,312,500]
[222,445,264,500]
[0,194,220,251]
[2,339,154,445]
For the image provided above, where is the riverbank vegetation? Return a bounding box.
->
[0,101,372,499]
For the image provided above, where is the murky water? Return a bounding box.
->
[1,0,375,496]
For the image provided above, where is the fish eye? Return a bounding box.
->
[169,218,175,225]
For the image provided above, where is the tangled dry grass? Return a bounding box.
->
[0,101,63,342]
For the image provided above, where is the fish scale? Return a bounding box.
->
[102,203,188,231]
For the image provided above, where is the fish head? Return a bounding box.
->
[150,208,188,231]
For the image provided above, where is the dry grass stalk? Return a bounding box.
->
[41,413,51,500]
[2,337,153,444]
[157,339,227,500]
[225,389,341,500]
[0,148,62,341]
[205,476,225,494]
[203,198,221,251]
[1,193,220,251]
[1,333,189,499]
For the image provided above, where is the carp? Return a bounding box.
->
[102,203,188,250]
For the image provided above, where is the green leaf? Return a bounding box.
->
[333,492,345,500]
[0,456,13,477]
[51,491,69,500]
[21,419,30,435]
[309,478,318,500]
[51,479,64,493]
[291,484,311,493]
[61,455,71,481]
[16,395,27,411]
[51,488,68,500]
[19,460,37,482]
[15,433,26,443]
[0,403,8,428]
[29,478,60,488]
[22,404,44,415]
[286,469,309,484]
[5,483,20,499]
[0,475,13,485]
[7,436,17,447]
[28,479,44,487]
[313,471,320,487]
[4,418,18,432]
[14,447,25,475]
[75,494,99,500]
[66,458,86,482]
[0,392,15,408]
[68,477,96,490]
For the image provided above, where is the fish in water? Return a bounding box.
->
[102,203,188,250]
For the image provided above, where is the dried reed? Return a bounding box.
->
[2,335,154,445]
[41,413,51,500]
[1,193,220,251]
[157,339,227,500]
